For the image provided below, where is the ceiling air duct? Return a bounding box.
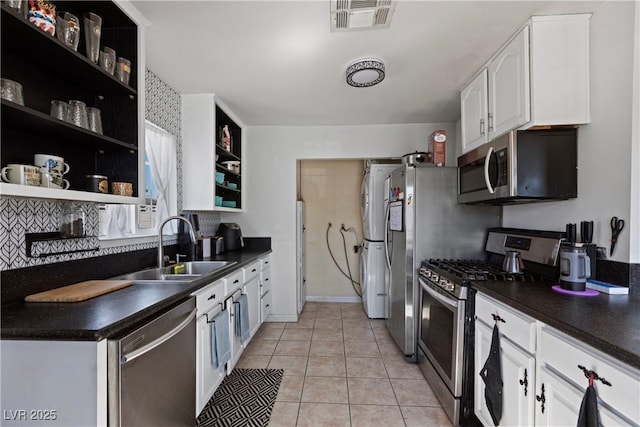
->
[330,0,395,32]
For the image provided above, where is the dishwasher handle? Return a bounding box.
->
[121,308,196,364]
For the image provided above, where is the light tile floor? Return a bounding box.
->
[236,302,453,427]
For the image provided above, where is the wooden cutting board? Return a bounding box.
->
[25,280,133,303]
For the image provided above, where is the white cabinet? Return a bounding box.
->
[460,14,590,155]
[243,261,262,340]
[224,270,244,374]
[193,279,226,415]
[536,325,640,426]
[460,69,489,154]
[260,266,272,323]
[0,340,108,426]
[182,94,245,211]
[475,294,536,427]
[487,27,530,141]
[475,293,640,427]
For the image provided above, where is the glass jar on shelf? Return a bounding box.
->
[60,202,86,238]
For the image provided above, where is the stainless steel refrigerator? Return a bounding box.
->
[384,164,501,360]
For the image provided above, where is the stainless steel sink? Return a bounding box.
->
[117,261,237,284]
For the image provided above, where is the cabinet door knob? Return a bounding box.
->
[480,118,485,136]
[536,384,546,413]
[519,368,528,396]
[488,112,494,132]
[207,294,216,301]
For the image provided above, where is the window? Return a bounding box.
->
[99,121,177,242]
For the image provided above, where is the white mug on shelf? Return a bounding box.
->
[1,164,41,186]
[34,154,70,176]
[40,170,70,190]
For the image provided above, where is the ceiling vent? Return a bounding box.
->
[331,0,395,32]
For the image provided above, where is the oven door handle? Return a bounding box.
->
[483,146,495,194]
[419,278,457,310]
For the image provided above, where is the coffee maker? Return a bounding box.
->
[215,223,244,252]
[559,222,597,291]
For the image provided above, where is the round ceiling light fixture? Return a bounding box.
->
[346,58,385,88]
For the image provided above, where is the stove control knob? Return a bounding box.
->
[424,270,431,278]
[431,273,439,282]
[440,278,454,291]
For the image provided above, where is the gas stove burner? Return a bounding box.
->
[422,259,541,284]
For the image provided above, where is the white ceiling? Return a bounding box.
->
[131,0,604,126]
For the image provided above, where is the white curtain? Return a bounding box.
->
[101,204,135,237]
[146,121,177,234]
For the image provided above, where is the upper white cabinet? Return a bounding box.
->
[460,70,489,153]
[182,94,245,211]
[488,27,530,141]
[460,14,591,154]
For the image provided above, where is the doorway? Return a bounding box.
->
[297,160,364,302]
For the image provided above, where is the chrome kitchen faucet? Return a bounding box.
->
[157,215,197,267]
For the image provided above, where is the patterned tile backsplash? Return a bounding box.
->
[0,69,220,271]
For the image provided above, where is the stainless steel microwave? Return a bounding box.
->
[457,129,578,204]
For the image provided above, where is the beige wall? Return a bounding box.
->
[300,160,364,300]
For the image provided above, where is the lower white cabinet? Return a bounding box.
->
[244,274,261,341]
[260,266,272,322]
[534,365,630,426]
[536,325,640,426]
[475,295,536,427]
[475,293,640,427]
[193,280,226,415]
[225,273,244,375]
[0,340,108,426]
[475,319,535,427]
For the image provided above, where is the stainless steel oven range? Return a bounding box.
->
[417,228,563,426]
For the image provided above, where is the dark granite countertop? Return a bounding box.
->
[472,281,640,370]
[1,249,271,341]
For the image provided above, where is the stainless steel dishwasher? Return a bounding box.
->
[108,298,196,427]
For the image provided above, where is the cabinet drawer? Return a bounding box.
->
[225,270,244,295]
[539,325,640,424]
[243,261,260,283]
[475,293,536,353]
[261,291,271,323]
[260,255,271,270]
[192,280,225,314]
[260,267,272,296]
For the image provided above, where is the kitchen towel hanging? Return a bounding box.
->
[211,309,231,368]
[480,324,503,426]
[577,370,603,427]
[235,293,251,343]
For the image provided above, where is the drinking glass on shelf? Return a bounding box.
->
[83,12,102,64]
[87,107,103,134]
[99,47,116,75]
[56,11,80,51]
[67,99,88,129]
[4,0,26,16]
[50,100,68,121]
[115,57,131,85]
[0,78,24,105]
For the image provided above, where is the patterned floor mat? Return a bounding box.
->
[197,369,284,427]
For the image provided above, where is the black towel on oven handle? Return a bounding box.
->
[577,384,602,427]
[480,324,503,426]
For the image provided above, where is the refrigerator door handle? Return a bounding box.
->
[384,201,391,269]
